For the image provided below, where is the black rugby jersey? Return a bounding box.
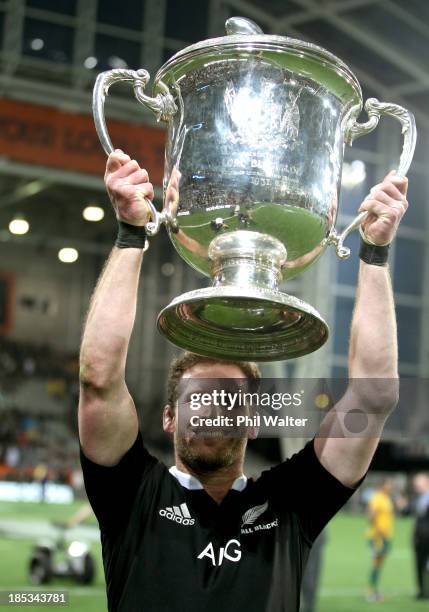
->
[80,434,358,612]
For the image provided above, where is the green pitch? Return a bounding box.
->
[0,501,104,611]
[0,502,426,611]
[318,514,426,612]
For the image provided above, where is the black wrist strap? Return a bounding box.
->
[359,237,390,266]
[116,220,147,249]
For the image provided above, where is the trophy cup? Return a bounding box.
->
[93,16,416,361]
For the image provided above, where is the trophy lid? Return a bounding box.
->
[155,17,362,108]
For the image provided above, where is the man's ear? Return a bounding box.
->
[163,404,176,434]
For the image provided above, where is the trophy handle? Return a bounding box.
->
[328,98,417,259]
[92,69,177,236]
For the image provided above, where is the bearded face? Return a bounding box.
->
[174,428,247,472]
[163,362,256,474]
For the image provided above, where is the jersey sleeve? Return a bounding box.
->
[258,439,362,544]
[79,431,157,534]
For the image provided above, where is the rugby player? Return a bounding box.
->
[79,150,408,612]
[366,478,395,601]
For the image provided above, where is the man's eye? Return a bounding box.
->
[179,398,192,405]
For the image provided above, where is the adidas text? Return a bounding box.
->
[159,503,195,526]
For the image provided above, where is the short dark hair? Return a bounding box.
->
[167,352,261,409]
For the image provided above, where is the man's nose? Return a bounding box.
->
[199,401,217,418]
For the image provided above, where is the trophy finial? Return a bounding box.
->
[225,17,263,35]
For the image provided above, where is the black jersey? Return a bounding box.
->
[80,434,358,612]
[414,499,429,544]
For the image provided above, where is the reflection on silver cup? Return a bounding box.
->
[93,17,416,361]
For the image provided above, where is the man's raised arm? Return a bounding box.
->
[78,150,154,466]
[315,171,408,487]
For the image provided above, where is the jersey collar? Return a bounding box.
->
[169,465,248,492]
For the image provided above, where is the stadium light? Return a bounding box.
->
[108,56,127,69]
[84,56,98,69]
[161,262,175,277]
[9,215,30,235]
[30,38,44,51]
[58,247,79,263]
[83,205,104,222]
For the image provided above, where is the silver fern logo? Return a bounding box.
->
[241,501,269,527]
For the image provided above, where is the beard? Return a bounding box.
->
[175,432,247,473]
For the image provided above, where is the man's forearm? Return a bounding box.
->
[315,261,398,485]
[78,151,154,465]
[349,262,397,379]
[80,246,144,388]
[315,174,407,487]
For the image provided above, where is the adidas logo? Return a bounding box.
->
[159,503,195,526]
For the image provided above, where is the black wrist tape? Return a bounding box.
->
[359,237,390,266]
[116,220,147,249]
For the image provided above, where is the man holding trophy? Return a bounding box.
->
[79,149,407,612]
[80,16,415,612]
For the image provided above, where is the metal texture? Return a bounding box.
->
[225,16,263,35]
[92,16,416,360]
[92,68,177,236]
[159,46,359,279]
[155,34,362,105]
[152,17,356,358]
[329,97,417,258]
[157,285,328,361]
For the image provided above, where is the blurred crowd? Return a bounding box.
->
[0,337,79,384]
[0,337,82,491]
[0,407,80,487]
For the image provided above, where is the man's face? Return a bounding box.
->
[413,474,429,495]
[382,479,393,495]
[164,362,253,473]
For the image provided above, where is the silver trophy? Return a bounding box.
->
[93,16,416,361]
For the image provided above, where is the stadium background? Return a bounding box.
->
[0,0,428,610]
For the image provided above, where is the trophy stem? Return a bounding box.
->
[212,259,281,291]
[209,230,287,292]
[157,231,329,361]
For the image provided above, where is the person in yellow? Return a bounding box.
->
[366,479,395,602]
[33,463,49,503]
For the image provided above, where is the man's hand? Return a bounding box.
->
[104,149,154,227]
[358,170,408,246]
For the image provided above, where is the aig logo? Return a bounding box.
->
[197,539,241,566]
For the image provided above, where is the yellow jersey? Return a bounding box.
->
[367,491,394,540]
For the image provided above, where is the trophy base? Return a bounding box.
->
[157,285,329,361]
